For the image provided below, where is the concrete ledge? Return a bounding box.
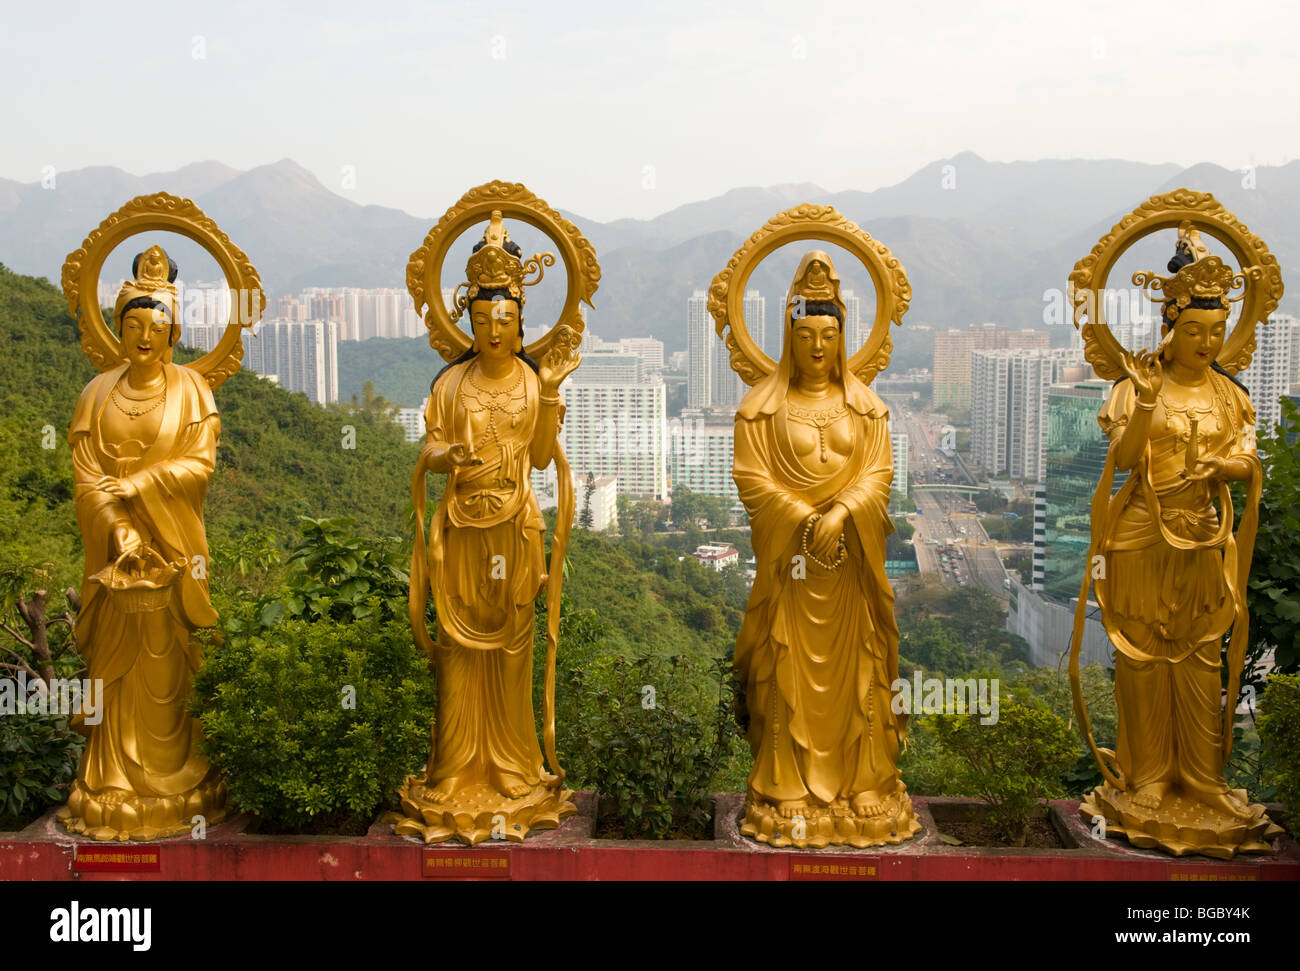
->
[2,794,1296,881]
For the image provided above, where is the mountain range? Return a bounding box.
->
[2,152,1297,350]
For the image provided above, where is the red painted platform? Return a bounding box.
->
[3,794,1297,881]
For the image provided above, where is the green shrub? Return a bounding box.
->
[565,653,737,839]
[192,606,434,831]
[1259,672,1300,823]
[257,516,410,627]
[930,698,1079,845]
[0,711,83,829]
[897,716,966,797]
[1009,665,1116,797]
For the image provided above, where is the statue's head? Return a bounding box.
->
[114,246,180,367]
[434,212,540,387]
[784,252,847,383]
[468,289,523,362]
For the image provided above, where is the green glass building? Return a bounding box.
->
[1042,380,1128,603]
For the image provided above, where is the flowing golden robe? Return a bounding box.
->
[60,362,227,841]
[733,379,919,847]
[393,357,575,843]
[424,358,548,786]
[1076,369,1279,856]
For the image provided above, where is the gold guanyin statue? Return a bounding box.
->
[1068,193,1286,858]
[392,184,599,844]
[710,206,920,848]
[57,194,265,840]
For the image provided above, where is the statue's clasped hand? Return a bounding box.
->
[803,505,849,569]
[101,476,140,500]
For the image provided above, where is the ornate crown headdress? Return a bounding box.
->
[450,210,554,322]
[112,244,180,328]
[1133,221,1250,325]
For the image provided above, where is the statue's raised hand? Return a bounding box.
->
[1121,349,1163,405]
[538,347,581,397]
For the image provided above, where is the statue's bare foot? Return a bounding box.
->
[427,777,461,803]
[1202,788,1254,821]
[97,788,129,809]
[491,770,532,800]
[776,799,808,819]
[1131,783,1167,811]
[851,790,888,817]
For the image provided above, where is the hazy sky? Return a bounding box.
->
[1,0,1295,222]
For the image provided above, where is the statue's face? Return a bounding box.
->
[470,297,519,362]
[1168,306,1227,372]
[791,314,839,381]
[119,306,171,367]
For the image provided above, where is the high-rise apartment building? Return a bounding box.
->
[559,377,668,500]
[576,352,643,385]
[743,290,767,361]
[687,290,713,409]
[934,324,1051,410]
[1239,313,1297,432]
[971,348,1057,480]
[242,318,339,404]
[890,432,908,498]
[843,289,863,356]
[618,337,666,372]
[669,420,739,509]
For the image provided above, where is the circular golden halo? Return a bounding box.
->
[406,181,600,363]
[1068,189,1283,379]
[60,192,266,390]
[707,204,911,387]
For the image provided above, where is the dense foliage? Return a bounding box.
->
[561,651,742,838]
[1259,673,1300,822]
[0,711,83,829]
[1247,397,1300,675]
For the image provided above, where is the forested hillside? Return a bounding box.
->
[0,263,747,660]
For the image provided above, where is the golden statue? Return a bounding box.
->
[56,194,265,840]
[392,183,599,844]
[1068,193,1286,858]
[710,205,920,848]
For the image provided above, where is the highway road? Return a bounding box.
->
[886,398,1010,603]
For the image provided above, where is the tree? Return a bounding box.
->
[617,494,636,540]
[0,564,81,683]
[671,483,700,528]
[350,379,396,418]
[579,472,595,530]
[701,494,731,529]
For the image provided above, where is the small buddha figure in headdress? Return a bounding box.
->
[58,246,227,841]
[732,251,920,848]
